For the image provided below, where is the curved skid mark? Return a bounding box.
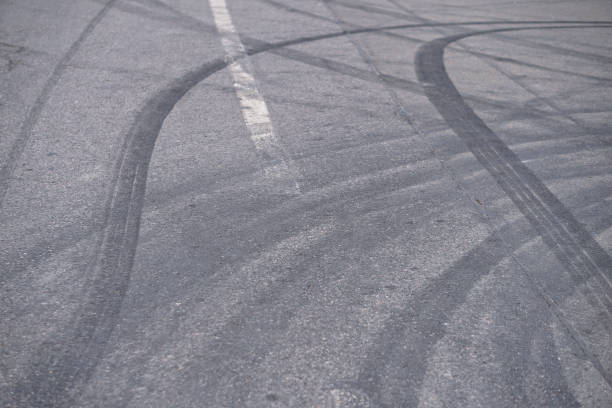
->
[464,47,612,83]
[11,18,612,405]
[12,60,226,406]
[264,44,565,117]
[355,205,611,407]
[329,0,415,21]
[356,221,517,407]
[158,186,458,405]
[2,115,607,289]
[415,25,612,387]
[0,0,118,208]
[94,0,216,35]
[496,314,582,408]
[255,0,339,25]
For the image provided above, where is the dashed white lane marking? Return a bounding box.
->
[209,0,301,193]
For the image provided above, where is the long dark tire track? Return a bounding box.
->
[415,24,612,388]
[8,15,612,406]
[0,0,118,208]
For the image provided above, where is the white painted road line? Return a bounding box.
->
[209,0,301,193]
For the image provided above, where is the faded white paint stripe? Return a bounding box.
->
[209,0,300,193]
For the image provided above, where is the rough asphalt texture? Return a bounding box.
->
[1,0,611,407]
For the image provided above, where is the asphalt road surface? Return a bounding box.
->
[1,0,612,407]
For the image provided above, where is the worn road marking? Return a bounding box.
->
[209,0,301,193]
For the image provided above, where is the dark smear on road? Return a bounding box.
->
[10,16,612,407]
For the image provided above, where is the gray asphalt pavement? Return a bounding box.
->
[1,0,612,407]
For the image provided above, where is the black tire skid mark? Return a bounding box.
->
[256,0,340,25]
[249,39,604,138]
[506,33,612,65]
[428,278,583,407]
[386,0,612,235]
[9,18,612,406]
[382,0,612,167]
[386,0,612,66]
[486,252,583,408]
[255,0,442,52]
[164,187,461,405]
[492,308,582,408]
[84,166,448,407]
[330,6,606,403]
[484,31,612,73]
[261,42,570,119]
[11,60,226,407]
[354,205,611,408]
[417,27,612,301]
[95,190,608,407]
[268,4,612,170]
[108,196,605,407]
[534,322,582,407]
[453,43,606,142]
[317,18,492,406]
[137,0,612,117]
[463,48,612,83]
[96,1,594,121]
[138,166,611,288]
[326,0,415,22]
[0,150,430,287]
[318,6,603,404]
[1,105,607,291]
[116,225,355,407]
[203,199,609,407]
[384,0,612,130]
[415,25,612,386]
[92,0,217,35]
[103,0,609,89]
[82,0,612,123]
[379,7,604,402]
[354,220,523,408]
[485,135,612,168]
[5,15,606,286]
[0,0,118,208]
[189,227,365,403]
[266,0,612,85]
[0,121,463,288]
[124,158,447,320]
[78,210,344,405]
[388,0,612,114]
[142,124,609,210]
